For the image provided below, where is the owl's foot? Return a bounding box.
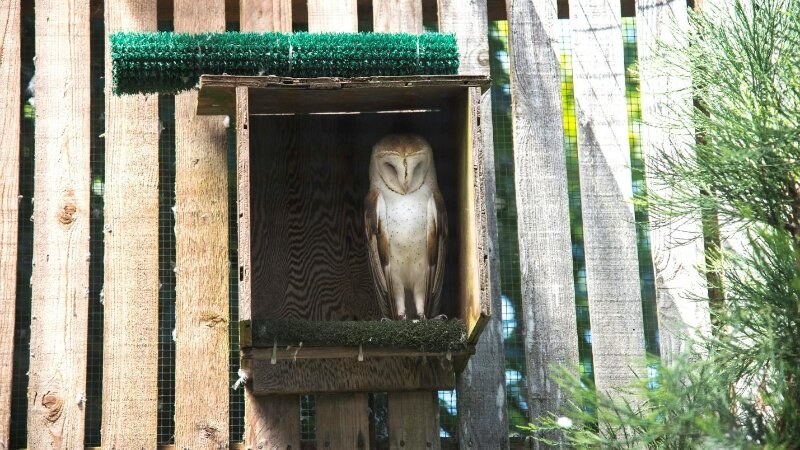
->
[431,314,448,321]
[417,313,427,320]
[398,312,408,320]
[380,317,392,322]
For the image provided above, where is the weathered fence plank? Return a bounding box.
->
[27,0,91,447]
[0,0,21,445]
[101,0,160,446]
[307,0,357,32]
[371,3,442,448]
[388,391,440,450]
[437,0,509,448]
[240,0,291,32]
[305,1,370,446]
[372,0,422,33]
[506,0,580,420]
[637,0,710,363]
[570,0,647,394]
[238,2,301,447]
[173,0,230,446]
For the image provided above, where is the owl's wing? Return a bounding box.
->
[365,188,394,319]
[425,190,448,318]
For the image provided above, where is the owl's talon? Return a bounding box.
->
[380,317,392,322]
[432,314,448,321]
[398,313,408,320]
[418,313,427,320]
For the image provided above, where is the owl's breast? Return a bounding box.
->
[384,191,429,276]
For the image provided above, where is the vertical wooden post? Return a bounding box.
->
[637,0,710,363]
[28,0,91,447]
[0,0,21,445]
[438,0,509,448]
[173,0,230,447]
[101,0,160,446]
[371,3,442,448]
[238,1,301,447]
[570,0,647,394]
[305,1,370,448]
[506,0,580,420]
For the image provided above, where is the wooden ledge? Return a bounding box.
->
[197,74,491,115]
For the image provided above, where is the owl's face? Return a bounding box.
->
[372,134,433,195]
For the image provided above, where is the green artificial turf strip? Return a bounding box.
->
[111,31,459,95]
[250,318,468,353]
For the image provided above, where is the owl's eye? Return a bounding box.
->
[383,162,398,177]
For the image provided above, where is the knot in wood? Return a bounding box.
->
[200,312,228,328]
[58,199,77,225]
[41,391,63,423]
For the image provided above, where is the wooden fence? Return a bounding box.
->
[0,0,709,448]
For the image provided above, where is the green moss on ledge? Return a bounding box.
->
[248,318,468,353]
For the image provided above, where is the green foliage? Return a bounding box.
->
[523,0,800,447]
[249,318,468,352]
[110,31,459,95]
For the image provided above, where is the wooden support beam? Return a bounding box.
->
[0,0,21,445]
[506,0,580,420]
[27,0,91,447]
[570,0,647,395]
[237,2,301,446]
[437,0,508,448]
[101,0,160,446]
[637,0,710,363]
[173,0,230,447]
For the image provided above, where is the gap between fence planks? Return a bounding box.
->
[173,0,230,447]
[101,0,160,446]
[237,1,301,447]
[304,1,371,447]
[570,0,647,397]
[0,0,21,445]
[27,0,92,447]
[506,0,580,421]
[437,0,509,447]
[636,0,710,364]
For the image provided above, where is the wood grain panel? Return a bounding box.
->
[251,357,456,394]
[637,0,710,363]
[316,393,370,450]
[387,391,440,450]
[28,0,91,447]
[237,4,301,447]
[173,0,229,447]
[101,0,159,446]
[372,0,423,33]
[0,0,20,445]
[438,1,508,448]
[506,0,580,420]
[570,0,647,395]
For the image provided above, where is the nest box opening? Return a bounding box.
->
[198,75,491,394]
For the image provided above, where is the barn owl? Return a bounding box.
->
[365,134,447,320]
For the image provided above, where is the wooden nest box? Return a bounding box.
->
[197,74,492,395]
